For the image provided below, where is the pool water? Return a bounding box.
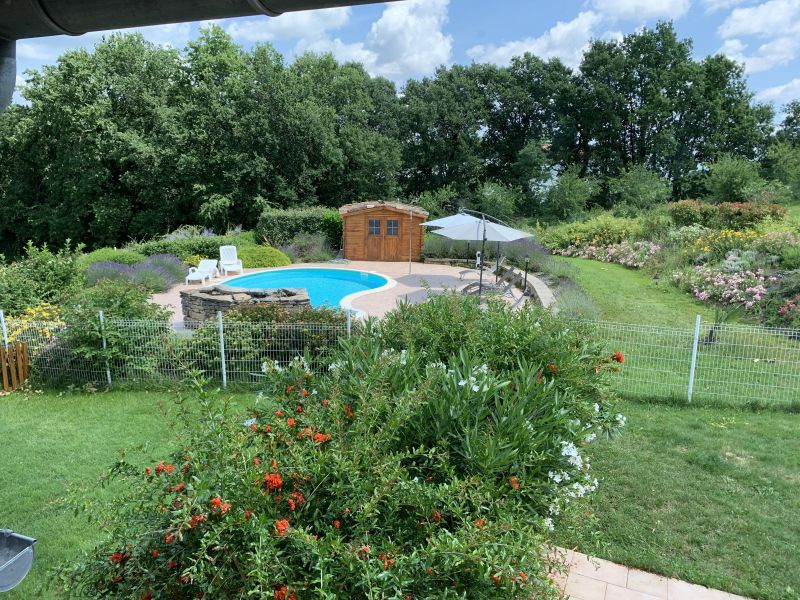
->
[224,268,389,309]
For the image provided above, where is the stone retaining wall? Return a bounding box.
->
[180,285,311,324]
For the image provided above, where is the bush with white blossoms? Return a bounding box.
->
[551,240,661,269]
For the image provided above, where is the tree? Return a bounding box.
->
[765,141,800,201]
[476,182,520,222]
[607,166,671,213]
[777,100,800,146]
[705,154,764,202]
[544,166,595,222]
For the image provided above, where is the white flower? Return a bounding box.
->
[593,403,600,413]
[543,517,554,531]
[472,384,480,392]
[585,432,596,443]
[458,379,467,387]
[616,413,627,426]
[561,441,583,468]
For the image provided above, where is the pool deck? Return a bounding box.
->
[152,261,522,321]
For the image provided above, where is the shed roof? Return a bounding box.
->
[338,201,429,218]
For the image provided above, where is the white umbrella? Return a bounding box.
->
[433,218,533,296]
[422,213,481,228]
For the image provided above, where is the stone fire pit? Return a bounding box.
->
[180,284,311,324]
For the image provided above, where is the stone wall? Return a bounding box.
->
[180,285,311,324]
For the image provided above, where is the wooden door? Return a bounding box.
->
[384,218,400,260]
[366,218,383,260]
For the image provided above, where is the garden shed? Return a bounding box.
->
[339,201,428,261]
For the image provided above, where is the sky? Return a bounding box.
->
[10,0,800,110]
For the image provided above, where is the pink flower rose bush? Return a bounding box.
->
[672,266,776,311]
[552,240,661,269]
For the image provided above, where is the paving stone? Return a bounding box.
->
[627,568,669,599]
[565,572,608,600]
[570,552,629,587]
[605,583,661,600]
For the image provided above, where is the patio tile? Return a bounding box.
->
[668,578,732,600]
[626,568,669,599]
[565,572,608,600]
[605,583,662,600]
[571,552,629,587]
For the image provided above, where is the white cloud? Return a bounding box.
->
[466,11,601,68]
[295,0,452,80]
[703,0,746,13]
[757,78,800,103]
[718,0,800,38]
[590,0,691,20]
[719,36,800,72]
[225,8,350,42]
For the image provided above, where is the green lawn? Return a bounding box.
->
[558,399,800,600]
[0,388,250,599]
[558,256,715,325]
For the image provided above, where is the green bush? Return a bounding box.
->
[76,248,146,273]
[129,232,256,262]
[58,301,623,598]
[780,246,800,270]
[256,208,343,248]
[280,233,336,263]
[0,242,82,314]
[237,246,292,269]
[538,214,643,250]
[667,199,786,229]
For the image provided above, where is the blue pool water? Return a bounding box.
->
[224,268,389,309]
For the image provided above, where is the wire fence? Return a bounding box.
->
[2,310,799,408]
[1,312,349,388]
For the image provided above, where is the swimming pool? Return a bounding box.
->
[224,268,392,310]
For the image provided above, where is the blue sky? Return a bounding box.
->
[11,0,800,109]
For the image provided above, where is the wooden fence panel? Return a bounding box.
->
[1,342,29,392]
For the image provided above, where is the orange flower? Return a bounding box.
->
[151,549,159,558]
[612,351,624,364]
[264,424,271,433]
[333,519,341,529]
[286,418,296,427]
[189,514,207,528]
[173,482,186,493]
[343,404,354,418]
[275,519,290,536]
[145,467,152,476]
[296,404,304,413]
[286,385,295,393]
[547,364,558,374]
[474,518,485,528]
[313,432,331,444]
[253,457,261,467]
[165,533,174,544]
[250,423,259,431]
[275,410,284,417]
[274,585,287,600]
[432,510,442,523]
[210,497,222,509]
[509,476,520,490]
[518,571,528,582]
[322,399,330,407]
[491,574,501,585]
[264,472,283,491]
[244,510,253,521]
[109,551,124,563]
[300,389,309,397]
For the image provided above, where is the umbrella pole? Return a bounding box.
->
[496,241,501,282]
[478,218,487,299]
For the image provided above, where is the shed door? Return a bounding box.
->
[366,218,383,260]
[384,218,400,260]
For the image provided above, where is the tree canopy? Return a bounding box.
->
[0,22,791,256]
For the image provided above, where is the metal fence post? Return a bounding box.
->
[0,310,8,349]
[346,310,352,338]
[98,310,112,386]
[687,315,701,403]
[218,311,227,388]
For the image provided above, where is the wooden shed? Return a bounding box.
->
[339,201,429,262]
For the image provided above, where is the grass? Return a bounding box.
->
[556,257,715,325]
[558,257,800,410]
[0,388,251,599]
[558,399,800,600]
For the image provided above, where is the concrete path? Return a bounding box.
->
[553,548,750,600]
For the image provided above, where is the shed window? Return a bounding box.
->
[387,219,399,236]
[368,219,381,235]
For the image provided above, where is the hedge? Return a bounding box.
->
[127,233,256,262]
[237,245,292,268]
[256,208,343,248]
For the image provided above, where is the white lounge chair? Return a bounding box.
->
[185,259,219,285]
[219,245,244,276]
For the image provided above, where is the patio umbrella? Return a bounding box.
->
[422,213,481,228]
[433,218,533,296]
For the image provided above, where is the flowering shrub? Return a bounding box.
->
[538,215,644,250]
[6,303,62,344]
[57,300,624,598]
[667,200,786,229]
[551,240,661,268]
[774,295,800,328]
[86,254,184,293]
[687,229,763,260]
[673,266,774,310]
